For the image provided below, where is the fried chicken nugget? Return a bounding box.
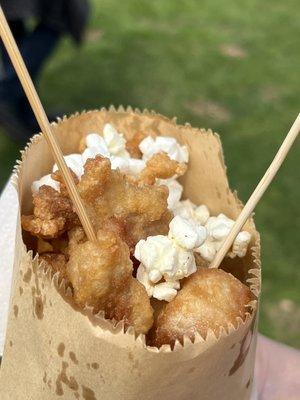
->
[51,237,69,255]
[22,186,80,239]
[77,156,170,248]
[78,156,168,220]
[51,168,79,197]
[107,278,154,335]
[66,228,153,335]
[123,210,172,250]
[37,236,69,255]
[76,156,111,203]
[67,228,131,308]
[37,238,54,254]
[150,268,253,347]
[138,153,187,185]
[22,214,66,239]
[125,131,150,158]
[68,226,87,250]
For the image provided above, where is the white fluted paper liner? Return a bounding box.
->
[0,107,261,399]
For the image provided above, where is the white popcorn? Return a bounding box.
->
[136,265,180,302]
[195,213,251,262]
[136,264,154,297]
[110,156,145,176]
[197,241,216,262]
[157,179,183,209]
[110,156,130,173]
[169,215,207,250]
[84,126,145,177]
[194,205,210,225]
[230,231,251,258]
[53,153,84,179]
[82,133,110,164]
[83,152,144,178]
[148,269,162,284]
[34,152,85,195]
[152,281,180,302]
[34,153,85,193]
[31,174,60,193]
[173,199,196,219]
[173,200,210,225]
[138,136,154,158]
[134,215,207,301]
[134,231,198,284]
[206,214,232,239]
[139,136,189,163]
[172,206,251,262]
[84,127,189,183]
[85,133,110,157]
[103,123,130,158]
[172,249,197,280]
[86,125,130,159]
[134,236,177,283]
[127,158,146,176]
[81,147,101,164]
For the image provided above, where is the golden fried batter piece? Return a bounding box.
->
[51,168,79,197]
[125,131,150,158]
[37,237,69,255]
[51,237,69,255]
[21,186,80,239]
[22,214,66,239]
[123,210,172,251]
[194,252,210,268]
[68,226,87,251]
[37,238,54,254]
[66,228,153,335]
[143,209,173,237]
[77,156,111,202]
[78,156,168,221]
[102,216,127,242]
[77,156,170,248]
[39,252,68,281]
[67,229,131,309]
[150,268,253,348]
[107,279,154,335]
[138,153,187,185]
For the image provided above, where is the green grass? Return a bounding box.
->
[1,0,299,347]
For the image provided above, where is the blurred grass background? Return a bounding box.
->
[0,0,299,347]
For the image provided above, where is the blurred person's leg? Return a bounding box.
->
[253,334,300,399]
[0,20,27,76]
[15,23,62,132]
[0,21,62,143]
[0,19,31,142]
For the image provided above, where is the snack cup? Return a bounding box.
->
[0,107,261,400]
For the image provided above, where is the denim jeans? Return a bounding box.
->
[0,20,61,126]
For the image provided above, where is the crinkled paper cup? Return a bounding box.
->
[0,107,261,400]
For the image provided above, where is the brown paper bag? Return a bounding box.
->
[0,107,261,400]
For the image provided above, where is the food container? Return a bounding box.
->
[0,107,261,400]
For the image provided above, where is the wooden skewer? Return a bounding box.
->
[210,113,300,268]
[0,7,97,243]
